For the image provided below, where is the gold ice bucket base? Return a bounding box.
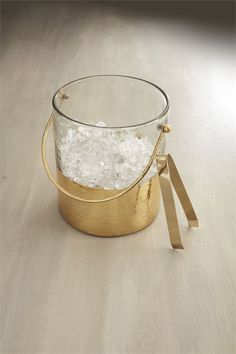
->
[57,169,160,236]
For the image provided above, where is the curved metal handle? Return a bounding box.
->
[41,114,170,204]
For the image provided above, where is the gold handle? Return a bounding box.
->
[41,114,169,203]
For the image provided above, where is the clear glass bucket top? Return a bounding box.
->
[52,75,170,190]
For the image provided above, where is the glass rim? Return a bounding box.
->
[52,74,170,129]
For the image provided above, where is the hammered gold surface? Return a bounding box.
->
[57,169,160,236]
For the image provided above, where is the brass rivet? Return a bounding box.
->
[60,92,69,100]
[163,124,172,133]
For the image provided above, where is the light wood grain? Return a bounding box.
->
[1,2,235,354]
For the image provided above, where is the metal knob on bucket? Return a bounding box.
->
[41,75,198,248]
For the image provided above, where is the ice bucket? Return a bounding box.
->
[41,75,170,236]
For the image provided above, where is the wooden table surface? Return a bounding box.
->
[1,2,235,354]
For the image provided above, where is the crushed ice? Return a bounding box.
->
[58,122,157,189]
